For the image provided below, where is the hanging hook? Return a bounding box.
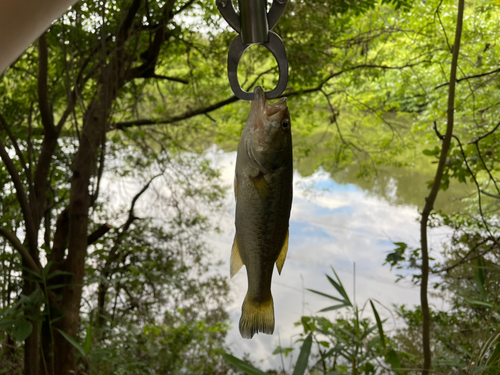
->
[217,0,289,101]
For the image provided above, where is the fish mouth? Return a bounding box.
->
[266,97,287,117]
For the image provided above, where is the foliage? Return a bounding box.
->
[225,269,404,375]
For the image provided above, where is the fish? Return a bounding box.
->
[230,86,293,339]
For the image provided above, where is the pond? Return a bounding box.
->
[205,146,472,371]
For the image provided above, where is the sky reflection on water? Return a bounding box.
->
[206,148,450,371]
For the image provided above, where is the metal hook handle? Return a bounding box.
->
[227,31,288,101]
[217,0,289,101]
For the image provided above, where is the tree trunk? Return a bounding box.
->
[419,0,465,373]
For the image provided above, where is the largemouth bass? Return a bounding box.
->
[231,86,293,339]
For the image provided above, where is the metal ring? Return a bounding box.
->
[227,31,288,101]
[268,0,288,30]
[216,0,240,33]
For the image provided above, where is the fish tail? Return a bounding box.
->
[239,293,274,339]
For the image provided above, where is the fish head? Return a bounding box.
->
[245,86,292,173]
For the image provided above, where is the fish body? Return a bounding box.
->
[231,86,293,339]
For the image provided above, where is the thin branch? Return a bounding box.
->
[0,228,41,275]
[420,0,465,373]
[481,190,500,200]
[0,139,38,250]
[147,74,188,84]
[435,67,500,90]
[0,115,31,184]
[453,135,493,237]
[470,121,500,144]
[475,142,500,196]
[433,237,499,273]
[434,0,452,52]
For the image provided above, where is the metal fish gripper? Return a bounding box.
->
[217,0,289,101]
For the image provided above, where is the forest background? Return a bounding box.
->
[0,0,499,374]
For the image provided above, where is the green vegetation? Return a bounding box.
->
[0,0,499,374]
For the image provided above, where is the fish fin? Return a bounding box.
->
[239,293,274,339]
[275,230,289,275]
[250,174,269,201]
[230,236,244,278]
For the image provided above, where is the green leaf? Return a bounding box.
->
[385,349,401,371]
[293,333,313,375]
[83,323,92,355]
[423,146,440,156]
[472,365,489,374]
[370,300,386,351]
[56,329,86,358]
[327,267,352,306]
[0,319,16,331]
[464,298,493,308]
[487,343,500,366]
[306,289,346,303]
[45,270,73,280]
[12,321,33,342]
[273,346,294,357]
[222,354,268,375]
[42,261,55,280]
[318,304,350,312]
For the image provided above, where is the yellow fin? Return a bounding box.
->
[230,236,244,278]
[275,230,289,275]
[239,293,274,339]
[250,174,269,201]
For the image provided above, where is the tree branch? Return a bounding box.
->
[0,114,31,184]
[146,74,188,84]
[481,190,500,200]
[113,62,427,131]
[470,121,500,144]
[174,0,196,15]
[38,32,55,131]
[435,67,500,90]
[0,228,41,275]
[0,139,38,251]
[433,237,499,273]
[419,0,465,373]
[87,223,113,246]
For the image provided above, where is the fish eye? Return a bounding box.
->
[281,119,290,130]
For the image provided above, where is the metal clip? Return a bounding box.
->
[217,0,288,101]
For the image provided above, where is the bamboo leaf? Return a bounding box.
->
[83,323,92,355]
[222,353,268,375]
[293,333,313,375]
[472,365,489,374]
[57,329,86,358]
[318,304,350,312]
[306,289,346,303]
[370,300,386,351]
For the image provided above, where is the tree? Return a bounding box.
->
[0,1,234,374]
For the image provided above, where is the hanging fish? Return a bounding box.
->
[231,86,293,339]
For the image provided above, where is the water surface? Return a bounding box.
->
[206,148,459,371]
